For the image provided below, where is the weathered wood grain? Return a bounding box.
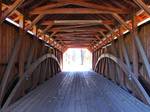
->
[3,71,150,112]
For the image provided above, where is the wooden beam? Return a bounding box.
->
[29,0,48,11]
[103,24,113,33]
[51,26,106,31]
[56,35,96,39]
[42,23,54,34]
[131,13,139,78]
[99,31,107,39]
[111,0,128,10]
[30,8,123,15]
[55,32,97,36]
[103,24,119,39]
[55,36,96,41]
[34,0,129,14]
[50,28,107,32]
[32,2,70,11]
[67,45,89,47]
[20,0,35,8]
[133,0,150,15]
[25,14,45,30]
[42,20,113,26]
[26,1,76,31]
[112,13,131,30]
[50,23,110,30]
[95,35,101,41]
[1,0,24,23]
[64,42,92,44]
[123,0,137,8]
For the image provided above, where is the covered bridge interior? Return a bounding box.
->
[1,0,150,112]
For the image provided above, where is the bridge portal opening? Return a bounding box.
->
[63,48,92,71]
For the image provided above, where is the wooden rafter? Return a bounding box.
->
[25,14,45,30]
[95,35,101,41]
[42,23,54,34]
[56,38,97,41]
[30,8,127,15]
[99,31,107,39]
[112,13,131,30]
[32,2,71,11]
[55,32,97,36]
[1,0,24,23]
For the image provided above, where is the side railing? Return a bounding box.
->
[94,53,150,105]
[1,53,61,110]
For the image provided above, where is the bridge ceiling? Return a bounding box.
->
[2,0,150,51]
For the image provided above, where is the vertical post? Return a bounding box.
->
[131,13,139,78]
[45,59,49,80]
[118,39,125,87]
[111,42,120,84]
[92,52,95,70]
[18,15,25,96]
[50,59,54,77]
[0,1,2,86]
[26,42,36,69]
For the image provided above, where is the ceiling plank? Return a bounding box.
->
[1,0,24,23]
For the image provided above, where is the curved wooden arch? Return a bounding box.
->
[24,53,61,75]
[2,53,61,110]
[94,53,150,105]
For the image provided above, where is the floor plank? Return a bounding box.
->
[3,71,150,112]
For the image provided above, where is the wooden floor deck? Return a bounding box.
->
[4,71,150,112]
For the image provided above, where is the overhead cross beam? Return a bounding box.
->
[42,20,113,26]
[55,32,97,36]
[30,8,128,15]
[49,28,107,32]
